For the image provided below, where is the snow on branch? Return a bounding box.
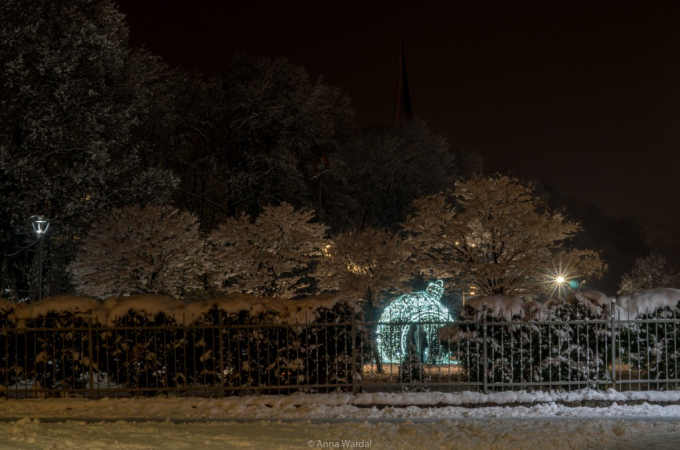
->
[68,205,210,299]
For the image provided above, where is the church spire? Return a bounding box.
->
[392,36,413,125]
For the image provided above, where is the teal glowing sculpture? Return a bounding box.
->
[376,280,453,364]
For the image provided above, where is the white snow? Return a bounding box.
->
[0,297,19,313]
[3,292,353,326]
[2,389,680,421]
[0,391,680,449]
[574,289,615,315]
[103,294,186,321]
[463,295,526,321]
[448,287,680,327]
[5,286,680,328]
[615,288,680,320]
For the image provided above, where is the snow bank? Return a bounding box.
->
[615,288,680,320]
[7,286,680,326]
[457,287,680,325]
[209,293,348,323]
[103,294,186,322]
[3,394,680,450]
[463,295,526,321]
[1,389,680,422]
[0,297,19,314]
[13,296,104,321]
[571,288,680,320]
[525,298,565,320]
[6,292,355,325]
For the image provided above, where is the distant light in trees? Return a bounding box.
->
[545,260,582,298]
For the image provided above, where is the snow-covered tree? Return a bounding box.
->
[209,204,326,298]
[315,228,414,305]
[69,205,209,299]
[619,253,680,294]
[403,175,606,296]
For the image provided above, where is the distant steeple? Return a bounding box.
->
[392,36,413,125]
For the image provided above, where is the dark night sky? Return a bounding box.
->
[116,0,680,229]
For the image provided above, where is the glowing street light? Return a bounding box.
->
[546,268,582,299]
[31,215,49,235]
[31,215,50,301]
[462,285,476,307]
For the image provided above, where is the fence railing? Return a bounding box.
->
[1,303,678,398]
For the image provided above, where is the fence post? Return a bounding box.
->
[351,306,358,394]
[482,302,488,395]
[87,315,94,399]
[218,312,225,398]
[610,298,617,390]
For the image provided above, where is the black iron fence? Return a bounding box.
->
[1,303,678,398]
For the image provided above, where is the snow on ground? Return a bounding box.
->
[7,292,355,326]
[3,389,680,421]
[1,390,680,448]
[2,416,680,449]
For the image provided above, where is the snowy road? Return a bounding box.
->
[1,391,680,448]
[1,416,680,449]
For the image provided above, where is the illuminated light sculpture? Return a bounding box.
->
[376,280,453,364]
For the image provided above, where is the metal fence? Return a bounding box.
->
[1,305,678,398]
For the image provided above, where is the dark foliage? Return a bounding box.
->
[0,300,365,396]
[444,301,610,387]
[621,306,680,386]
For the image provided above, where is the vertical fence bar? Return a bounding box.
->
[218,312,225,398]
[482,302,488,394]
[675,308,678,390]
[351,306,358,394]
[673,307,678,389]
[88,315,94,399]
[664,311,669,390]
[654,309,660,387]
[610,298,616,390]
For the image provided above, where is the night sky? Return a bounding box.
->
[116,0,680,229]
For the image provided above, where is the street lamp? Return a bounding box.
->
[462,285,476,307]
[548,272,583,299]
[31,215,49,301]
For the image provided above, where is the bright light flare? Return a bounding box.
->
[543,260,578,298]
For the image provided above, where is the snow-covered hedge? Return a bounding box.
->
[615,289,680,383]
[0,294,365,395]
[439,288,680,387]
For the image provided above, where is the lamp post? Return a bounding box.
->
[31,215,49,301]
[462,285,476,307]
